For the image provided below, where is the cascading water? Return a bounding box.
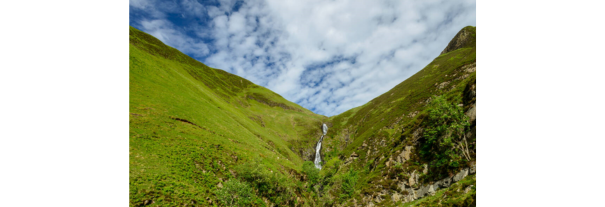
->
[314,124,328,169]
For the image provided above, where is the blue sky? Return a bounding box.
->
[130,0,476,116]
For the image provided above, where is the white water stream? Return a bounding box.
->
[314,124,328,169]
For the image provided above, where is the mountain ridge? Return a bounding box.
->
[129,25,476,206]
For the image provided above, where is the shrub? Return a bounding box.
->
[420,95,471,170]
[215,179,256,207]
[302,161,320,188]
[320,157,341,181]
[340,169,359,200]
[235,160,297,206]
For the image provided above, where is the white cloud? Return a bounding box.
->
[139,19,210,58]
[130,0,476,116]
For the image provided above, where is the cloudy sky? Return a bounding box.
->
[130,0,476,116]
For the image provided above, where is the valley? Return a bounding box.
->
[130,25,476,207]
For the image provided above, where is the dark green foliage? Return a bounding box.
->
[320,157,341,182]
[340,169,359,200]
[130,24,477,206]
[302,161,320,188]
[235,161,298,206]
[215,179,258,207]
[421,96,471,170]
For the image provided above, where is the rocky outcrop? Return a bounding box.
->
[344,152,359,165]
[453,168,469,182]
[409,170,419,187]
[395,146,414,164]
[362,166,474,206]
[440,27,475,55]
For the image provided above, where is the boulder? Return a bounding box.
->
[416,185,430,198]
[428,185,436,196]
[405,188,417,201]
[409,170,419,187]
[398,181,407,191]
[463,62,477,73]
[437,81,451,90]
[386,157,393,168]
[439,177,452,188]
[396,151,404,163]
[432,180,442,191]
[403,146,413,160]
[453,168,469,182]
[470,162,476,174]
[412,128,425,143]
[392,193,403,202]
[464,185,474,194]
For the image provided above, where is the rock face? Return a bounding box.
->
[396,146,414,164]
[466,104,476,124]
[453,168,469,182]
[358,166,472,207]
[440,27,475,55]
[409,170,419,187]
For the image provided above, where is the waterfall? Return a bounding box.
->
[314,124,328,169]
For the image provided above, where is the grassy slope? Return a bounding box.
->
[318,26,476,206]
[129,25,477,206]
[129,26,325,206]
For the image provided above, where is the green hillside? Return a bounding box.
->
[130,26,477,206]
[129,26,327,206]
[320,26,476,206]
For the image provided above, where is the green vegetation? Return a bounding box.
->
[235,160,299,206]
[215,179,258,207]
[339,169,359,201]
[403,175,476,207]
[421,95,471,169]
[129,25,477,206]
[321,26,476,206]
[129,26,325,206]
[302,161,320,189]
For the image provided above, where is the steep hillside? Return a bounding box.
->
[317,26,477,206]
[129,26,477,207]
[129,26,326,206]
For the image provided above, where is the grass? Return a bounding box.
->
[319,26,476,205]
[129,26,325,206]
[402,175,476,207]
[129,25,477,206]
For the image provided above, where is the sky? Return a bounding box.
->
[129,0,476,116]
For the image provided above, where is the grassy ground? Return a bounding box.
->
[129,26,325,206]
[318,26,476,205]
[129,25,477,206]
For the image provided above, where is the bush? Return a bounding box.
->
[340,169,359,200]
[421,95,471,170]
[215,179,256,207]
[235,160,297,206]
[302,161,320,188]
[320,157,341,182]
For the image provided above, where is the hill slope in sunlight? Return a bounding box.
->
[129,26,477,207]
[129,26,326,206]
[319,26,476,206]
